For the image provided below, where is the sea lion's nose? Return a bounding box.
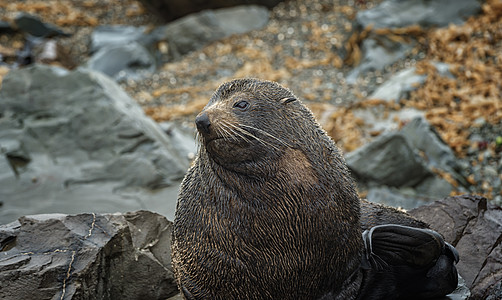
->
[195,112,211,134]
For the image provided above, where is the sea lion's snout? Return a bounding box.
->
[195,112,211,134]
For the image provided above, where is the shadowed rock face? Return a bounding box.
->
[0,211,178,300]
[137,0,283,22]
[410,195,502,299]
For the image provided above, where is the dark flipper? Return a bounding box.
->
[359,224,459,300]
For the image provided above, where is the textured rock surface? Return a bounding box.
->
[137,0,282,22]
[14,12,70,37]
[346,116,460,209]
[368,63,454,102]
[401,117,460,177]
[85,42,156,81]
[410,195,502,299]
[0,210,177,300]
[150,5,270,59]
[346,131,431,187]
[346,37,413,84]
[89,25,150,54]
[348,0,481,83]
[368,67,426,102]
[356,0,481,29]
[366,186,431,210]
[0,65,192,224]
[86,25,157,81]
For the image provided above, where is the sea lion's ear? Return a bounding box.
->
[281,97,297,104]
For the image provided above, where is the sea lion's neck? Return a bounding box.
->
[200,147,278,182]
[191,145,363,297]
[201,147,318,193]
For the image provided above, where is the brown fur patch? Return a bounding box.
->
[279,148,318,187]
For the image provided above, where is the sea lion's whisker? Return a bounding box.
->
[219,121,253,144]
[195,131,203,152]
[239,124,292,148]
[225,122,272,146]
[215,122,235,142]
[227,123,282,151]
[215,121,242,143]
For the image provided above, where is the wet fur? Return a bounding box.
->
[172,79,362,299]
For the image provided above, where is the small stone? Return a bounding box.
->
[14,13,70,37]
[484,166,498,178]
[85,42,155,81]
[0,21,15,34]
[356,0,481,29]
[473,117,486,127]
[89,25,149,54]
[368,67,426,102]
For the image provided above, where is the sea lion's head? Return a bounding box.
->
[195,79,290,168]
[195,78,318,175]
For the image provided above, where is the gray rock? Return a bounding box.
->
[159,122,197,160]
[90,25,150,54]
[212,5,270,36]
[413,175,453,199]
[0,211,178,299]
[346,132,431,187]
[352,107,424,134]
[433,61,455,79]
[0,21,14,34]
[151,5,269,59]
[346,115,461,204]
[369,67,426,102]
[410,195,502,299]
[0,65,190,224]
[346,37,413,84]
[366,186,431,209]
[401,117,459,173]
[137,0,282,22]
[31,39,76,69]
[369,63,454,102]
[348,0,480,83]
[448,275,471,300]
[14,13,70,37]
[85,42,156,81]
[85,5,269,78]
[357,0,481,29]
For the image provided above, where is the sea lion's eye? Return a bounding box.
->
[233,100,249,110]
[281,97,297,104]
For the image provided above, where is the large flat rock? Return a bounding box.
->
[0,65,192,224]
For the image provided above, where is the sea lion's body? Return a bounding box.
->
[172,79,458,299]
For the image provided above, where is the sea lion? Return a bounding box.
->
[172,78,458,299]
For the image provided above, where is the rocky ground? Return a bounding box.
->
[0,195,500,299]
[0,0,502,204]
[1,0,500,206]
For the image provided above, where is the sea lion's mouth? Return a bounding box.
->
[203,136,225,145]
[206,137,244,149]
[205,136,257,160]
